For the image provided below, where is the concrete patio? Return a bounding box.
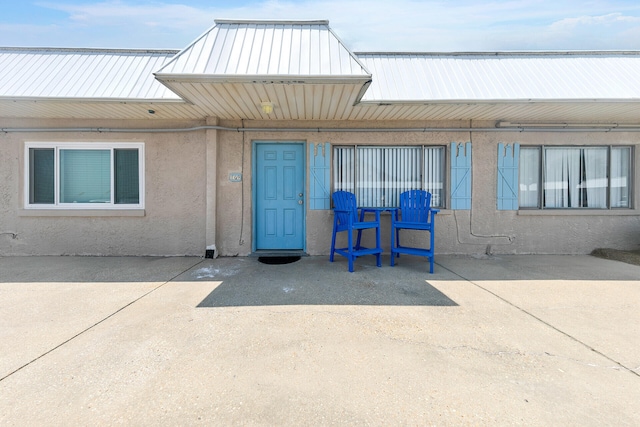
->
[0,254,639,426]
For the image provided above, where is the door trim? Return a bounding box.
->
[252,141,306,253]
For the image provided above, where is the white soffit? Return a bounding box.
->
[346,102,640,122]
[0,47,181,100]
[357,52,640,102]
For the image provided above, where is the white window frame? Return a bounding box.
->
[24,142,145,210]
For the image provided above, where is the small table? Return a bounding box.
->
[356,207,399,249]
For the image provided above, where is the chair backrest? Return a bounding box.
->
[399,190,432,222]
[332,191,358,225]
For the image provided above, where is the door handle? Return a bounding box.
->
[298,200,303,205]
[299,193,303,197]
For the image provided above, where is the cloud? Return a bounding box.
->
[551,12,640,30]
[39,0,218,29]
[540,12,640,50]
[9,0,640,51]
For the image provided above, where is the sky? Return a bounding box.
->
[1,0,640,52]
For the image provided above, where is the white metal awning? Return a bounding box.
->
[153,20,372,120]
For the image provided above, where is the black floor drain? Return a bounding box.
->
[258,256,301,265]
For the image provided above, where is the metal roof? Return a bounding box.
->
[357,52,640,102]
[2,21,640,122]
[156,19,370,78]
[0,47,180,100]
[152,20,372,120]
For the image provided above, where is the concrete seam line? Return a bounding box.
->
[0,258,206,383]
[436,262,640,379]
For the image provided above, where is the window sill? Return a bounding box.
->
[517,209,637,216]
[19,209,145,217]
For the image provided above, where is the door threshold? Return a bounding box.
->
[251,250,308,257]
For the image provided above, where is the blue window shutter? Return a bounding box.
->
[497,143,520,210]
[450,142,472,210]
[309,142,331,210]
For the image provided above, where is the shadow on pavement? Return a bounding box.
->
[195,256,458,307]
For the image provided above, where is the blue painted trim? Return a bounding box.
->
[497,143,520,210]
[450,142,472,210]
[309,142,331,210]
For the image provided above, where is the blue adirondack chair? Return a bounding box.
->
[330,191,383,272]
[390,190,439,273]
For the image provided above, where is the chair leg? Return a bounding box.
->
[430,228,435,273]
[347,228,354,272]
[390,225,395,267]
[375,224,382,267]
[329,220,337,262]
[394,210,401,259]
[355,209,365,249]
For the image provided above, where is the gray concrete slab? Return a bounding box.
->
[0,254,639,426]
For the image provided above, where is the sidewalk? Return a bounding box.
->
[1,254,639,425]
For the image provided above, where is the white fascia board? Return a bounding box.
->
[358,98,640,104]
[0,96,184,103]
[154,73,372,85]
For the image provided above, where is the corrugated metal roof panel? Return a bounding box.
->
[357,52,640,102]
[0,48,180,100]
[156,20,370,77]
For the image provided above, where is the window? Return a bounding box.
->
[333,146,444,208]
[25,142,144,209]
[519,146,631,209]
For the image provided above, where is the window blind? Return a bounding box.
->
[333,146,444,208]
[29,148,55,204]
[115,149,140,204]
[60,149,111,203]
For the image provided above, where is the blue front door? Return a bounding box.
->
[255,142,305,250]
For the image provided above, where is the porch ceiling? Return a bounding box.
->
[350,101,640,123]
[152,77,371,120]
[2,97,640,123]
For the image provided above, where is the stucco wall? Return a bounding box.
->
[2,117,639,257]
[0,118,207,256]
[214,119,640,257]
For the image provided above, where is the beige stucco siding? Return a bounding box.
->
[2,118,639,257]
[0,118,208,256]
[214,119,640,257]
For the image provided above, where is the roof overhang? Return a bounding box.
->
[153,73,372,120]
[3,97,640,123]
[349,100,640,122]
